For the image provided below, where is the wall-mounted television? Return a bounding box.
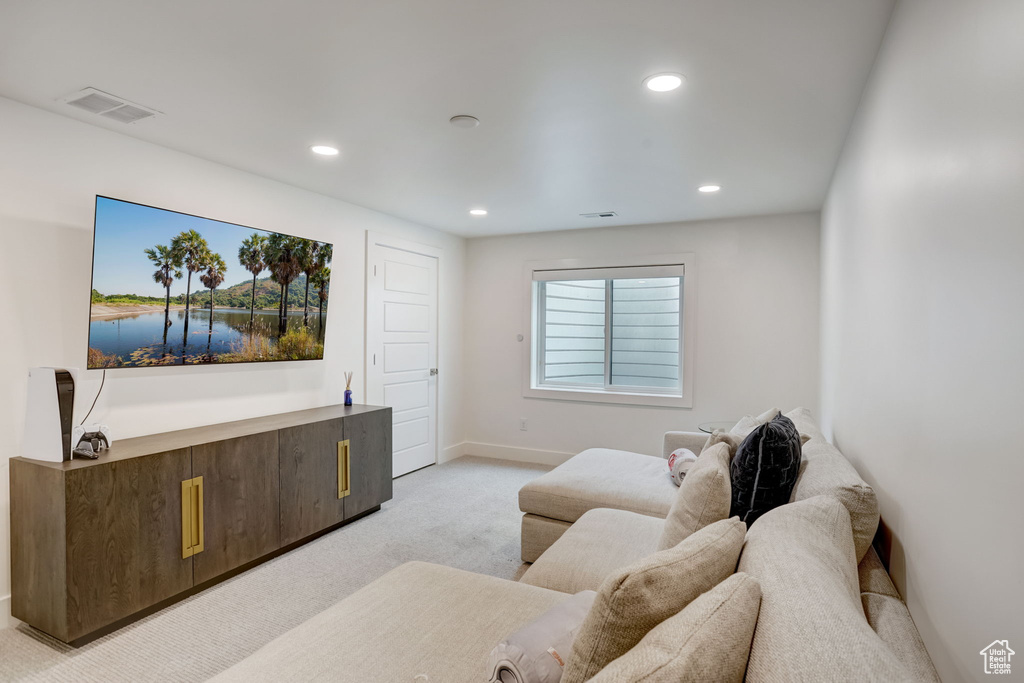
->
[87,196,332,368]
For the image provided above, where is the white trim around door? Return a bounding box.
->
[365,232,442,478]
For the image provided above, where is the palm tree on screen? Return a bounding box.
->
[317,243,333,274]
[199,252,227,358]
[311,266,330,337]
[296,240,323,327]
[199,253,227,333]
[144,244,182,343]
[314,244,332,332]
[238,233,268,327]
[170,229,211,342]
[265,233,303,336]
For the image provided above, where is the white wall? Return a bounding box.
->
[0,96,465,627]
[461,213,821,462]
[820,0,1024,679]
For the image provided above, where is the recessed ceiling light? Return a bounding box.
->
[469,208,488,216]
[310,145,339,156]
[643,73,685,92]
[450,115,480,129]
[698,185,721,193]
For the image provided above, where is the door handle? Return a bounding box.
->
[429,368,438,376]
[181,476,205,558]
[338,440,351,499]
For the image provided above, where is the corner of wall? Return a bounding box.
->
[0,596,14,629]
[439,441,466,464]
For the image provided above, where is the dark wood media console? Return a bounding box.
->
[10,403,392,644]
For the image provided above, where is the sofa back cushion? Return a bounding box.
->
[861,593,941,682]
[785,407,879,561]
[658,441,733,550]
[729,407,781,438]
[562,517,746,683]
[857,548,941,681]
[589,573,761,683]
[737,496,911,682]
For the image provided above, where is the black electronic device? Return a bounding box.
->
[54,369,75,461]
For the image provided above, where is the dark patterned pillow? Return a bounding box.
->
[730,413,803,526]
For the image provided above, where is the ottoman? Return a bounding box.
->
[518,433,707,562]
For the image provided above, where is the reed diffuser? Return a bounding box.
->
[344,371,353,406]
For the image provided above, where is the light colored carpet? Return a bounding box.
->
[0,456,550,682]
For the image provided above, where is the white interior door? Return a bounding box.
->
[366,234,439,478]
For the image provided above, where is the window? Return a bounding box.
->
[524,256,694,407]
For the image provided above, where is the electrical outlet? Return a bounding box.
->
[519,418,528,431]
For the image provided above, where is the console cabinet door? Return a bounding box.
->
[191,431,280,585]
[63,448,193,641]
[279,418,346,545]
[344,408,393,519]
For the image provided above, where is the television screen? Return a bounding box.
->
[88,196,332,368]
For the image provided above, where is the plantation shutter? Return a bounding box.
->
[533,264,684,392]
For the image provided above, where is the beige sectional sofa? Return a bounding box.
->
[214,408,939,682]
[519,407,876,563]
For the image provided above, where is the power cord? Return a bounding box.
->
[80,369,106,426]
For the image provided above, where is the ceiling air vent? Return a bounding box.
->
[61,87,160,124]
[580,211,618,219]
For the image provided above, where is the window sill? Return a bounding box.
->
[523,384,692,408]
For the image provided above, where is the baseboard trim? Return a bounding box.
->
[461,442,575,467]
[439,441,467,464]
[0,594,15,629]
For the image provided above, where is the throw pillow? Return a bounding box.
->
[486,590,597,683]
[658,442,733,550]
[561,517,746,683]
[667,448,698,486]
[588,573,762,683]
[729,407,781,438]
[730,414,802,526]
[699,429,740,455]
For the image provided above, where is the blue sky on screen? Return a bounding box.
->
[92,197,279,298]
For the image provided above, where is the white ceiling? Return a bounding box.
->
[0,0,894,237]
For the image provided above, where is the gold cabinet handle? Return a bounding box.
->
[338,440,350,499]
[181,476,205,558]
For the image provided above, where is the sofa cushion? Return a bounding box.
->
[737,496,912,682]
[857,548,940,681]
[857,546,902,599]
[699,429,740,455]
[210,562,570,683]
[520,508,663,593]
[658,441,733,550]
[862,593,941,682]
[562,517,746,683]
[784,406,827,440]
[731,414,803,527]
[519,448,677,524]
[589,573,761,683]
[730,407,781,438]
[785,407,880,561]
